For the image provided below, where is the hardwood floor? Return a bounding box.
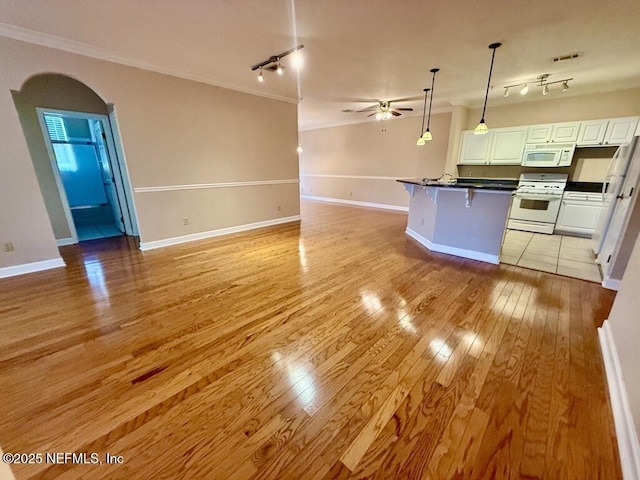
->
[0,200,621,479]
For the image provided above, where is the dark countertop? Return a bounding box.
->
[565,181,604,193]
[398,177,518,191]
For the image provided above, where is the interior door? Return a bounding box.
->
[598,142,640,272]
[92,120,125,233]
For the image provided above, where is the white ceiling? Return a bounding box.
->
[1,0,639,131]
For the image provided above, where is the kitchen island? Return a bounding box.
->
[398,178,517,264]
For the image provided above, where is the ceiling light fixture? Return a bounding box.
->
[251,44,305,80]
[416,87,430,146]
[422,68,439,142]
[296,144,303,153]
[503,87,509,98]
[474,42,501,135]
[505,74,573,97]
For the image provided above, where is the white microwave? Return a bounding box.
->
[521,143,576,167]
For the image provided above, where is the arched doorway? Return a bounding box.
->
[11,73,139,244]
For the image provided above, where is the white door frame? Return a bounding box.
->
[36,107,140,243]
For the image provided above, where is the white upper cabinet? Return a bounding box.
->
[458,127,527,165]
[526,122,580,143]
[578,117,639,146]
[604,117,639,145]
[551,122,580,142]
[488,127,528,165]
[577,120,608,146]
[526,124,553,143]
[458,130,493,164]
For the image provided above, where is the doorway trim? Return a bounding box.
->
[35,107,139,244]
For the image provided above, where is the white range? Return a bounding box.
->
[507,173,569,234]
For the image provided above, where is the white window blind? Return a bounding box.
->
[44,115,68,142]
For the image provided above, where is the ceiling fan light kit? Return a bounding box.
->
[474,42,501,135]
[251,44,304,82]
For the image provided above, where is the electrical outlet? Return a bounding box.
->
[3,242,14,252]
[182,217,189,226]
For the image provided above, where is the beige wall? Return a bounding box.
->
[299,112,452,208]
[0,36,299,269]
[607,228,640,437]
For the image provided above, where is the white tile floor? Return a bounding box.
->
[500,230,602,283]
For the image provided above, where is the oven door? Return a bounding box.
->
[509,193,562,224]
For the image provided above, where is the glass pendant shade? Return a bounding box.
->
[421,130,433,141]
[416,137,426,146]
[474,121,489,135]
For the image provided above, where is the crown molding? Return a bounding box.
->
[0,22,298,104]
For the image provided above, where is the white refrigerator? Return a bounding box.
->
[592,136,640,288]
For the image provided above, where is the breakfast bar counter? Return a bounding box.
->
[398,178,517,264]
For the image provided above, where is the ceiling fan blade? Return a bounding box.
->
[356,106,379,112]
[388,95,423,103]
[395,108,414,111]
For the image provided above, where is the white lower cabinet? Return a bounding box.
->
[554,192,604,236]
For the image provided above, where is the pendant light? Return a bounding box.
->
[416,88,430,146]
[421,68,439,142]
[474,42,501,135]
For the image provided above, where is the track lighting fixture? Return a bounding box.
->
[416,88,430,146]
[474,42,501,135]
[296,144,303,153]
[504,74,573,97]
[251,44,305,82]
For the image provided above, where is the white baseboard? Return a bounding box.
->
[0,257,66,279]
[405,227,499,264]
[603,275,622,291]
[56,237,76,246]
[139,215,301,251]
[300,195,408,212]
[598,320,640,480]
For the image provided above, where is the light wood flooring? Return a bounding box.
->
[0,200,621,479]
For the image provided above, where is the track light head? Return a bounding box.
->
[562,81,569,92]
[503,87,509,98]
[542,84,549,96]
[276,63,284,75]
[520,84,529,95]
[258,68,265,82]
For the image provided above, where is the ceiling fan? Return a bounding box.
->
[342,100,414,120]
